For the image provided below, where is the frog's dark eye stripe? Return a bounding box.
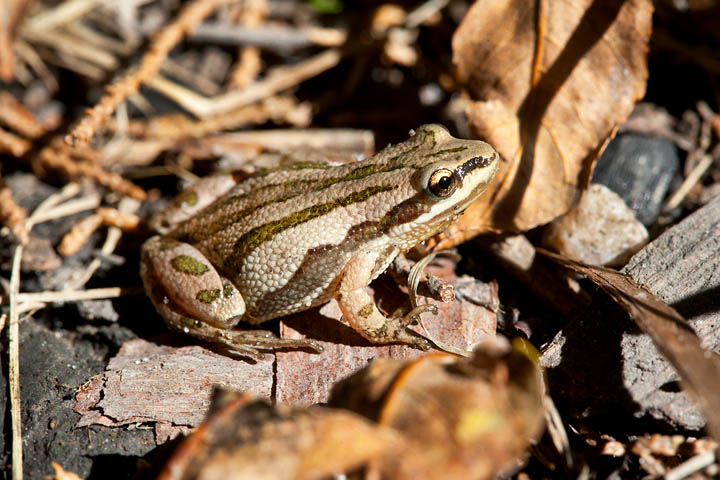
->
[455,154,495,181]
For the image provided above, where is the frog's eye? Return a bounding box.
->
[427,168,458,198]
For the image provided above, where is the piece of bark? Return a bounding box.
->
[542,195,720,431]
[74,338,273,443]
[277,276,497,406]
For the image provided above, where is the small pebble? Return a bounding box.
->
[542,184,649,267]
[593,133,680,225]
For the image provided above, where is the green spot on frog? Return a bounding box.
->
[223,283,235,298]
[425,146,468,157]
[171,255,210,276]
[196,288,221,304]
[359,303,374,319]
[174,190,198,207]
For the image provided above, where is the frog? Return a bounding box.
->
[140,124,499,358]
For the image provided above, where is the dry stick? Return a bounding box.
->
[65,0,235,146]
[24,29,119,70]
[0,175,29,244]
[226,0,265,88]
[15,39,60,92]
[190,23,347,51]
[206,126,374,152]
[8,245,23,480]
[15,287,138,304]
[0,0,28,80]
[27,193,101,226]
[145,48,341,118]
[0,91,46,138]
[662,153,714,213]
[0,126,31,157]
[22,0,102,34]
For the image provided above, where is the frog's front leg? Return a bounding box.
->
[336,251,433,349]
[140,236,322,358]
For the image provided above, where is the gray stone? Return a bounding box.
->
[542,184,648,267]
[542,194,720,432]
[593,133,680,225]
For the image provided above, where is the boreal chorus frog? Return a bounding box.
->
[140,124,499,358]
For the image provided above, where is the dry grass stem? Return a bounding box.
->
[0,127,31,156]
[8,245,23,480]
[0,0,28,80]
[0,176,29,244]
[37,147,147,200]
[68,198,140,289]
[191,24,347,51]
[58,213,103,257]
[663,153,714,213]
[227,0,266,88]
[15,39,60,91]
[110,96,307,141]
[22,0,102,35]
[66,0,236,146]
[0,92,45,138]
[207,127,374,153]
[97,207,140,231]
[145,48,341,118]
[14,286,136,305]
[28,193,101,226]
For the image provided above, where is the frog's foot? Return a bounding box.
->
[215,328,325,358]
[173,319,323,360]
[373,304,437,350]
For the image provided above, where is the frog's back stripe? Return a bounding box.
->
[224,184,397,272]
[171,160,413,244]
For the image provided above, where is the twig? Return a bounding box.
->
[68,199,140,289]
[37,146,147,200]
[391,254,455,303]
[26,193,101,226]
[664,449,717,480]
[8,244,23,480]
[14,39,60,92]
[0,91,46,138]
[226,0,266,88]
[204,126,374,153]
[0,126,32,156]
[145,48,341,118]
[0,0,28,80]
[12,287,139,305]
[190,23,347,51]
[0,175,29,244]
[22,0,102,34]
[108,96,308,139]
[663,153,714,213]
[66,0,235,146]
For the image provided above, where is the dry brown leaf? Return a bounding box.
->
[541,249,720,442]
[447,0,652,244]
[158,394,402,480]
[329,341,546,480]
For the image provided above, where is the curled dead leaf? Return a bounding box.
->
[159,393,402,480]
[445,0,652,245]
[329,339,546,480]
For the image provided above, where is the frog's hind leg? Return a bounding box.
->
[141,236,323,359]
[140,236,246,328]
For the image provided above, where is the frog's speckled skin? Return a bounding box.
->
[140,125,499,357]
